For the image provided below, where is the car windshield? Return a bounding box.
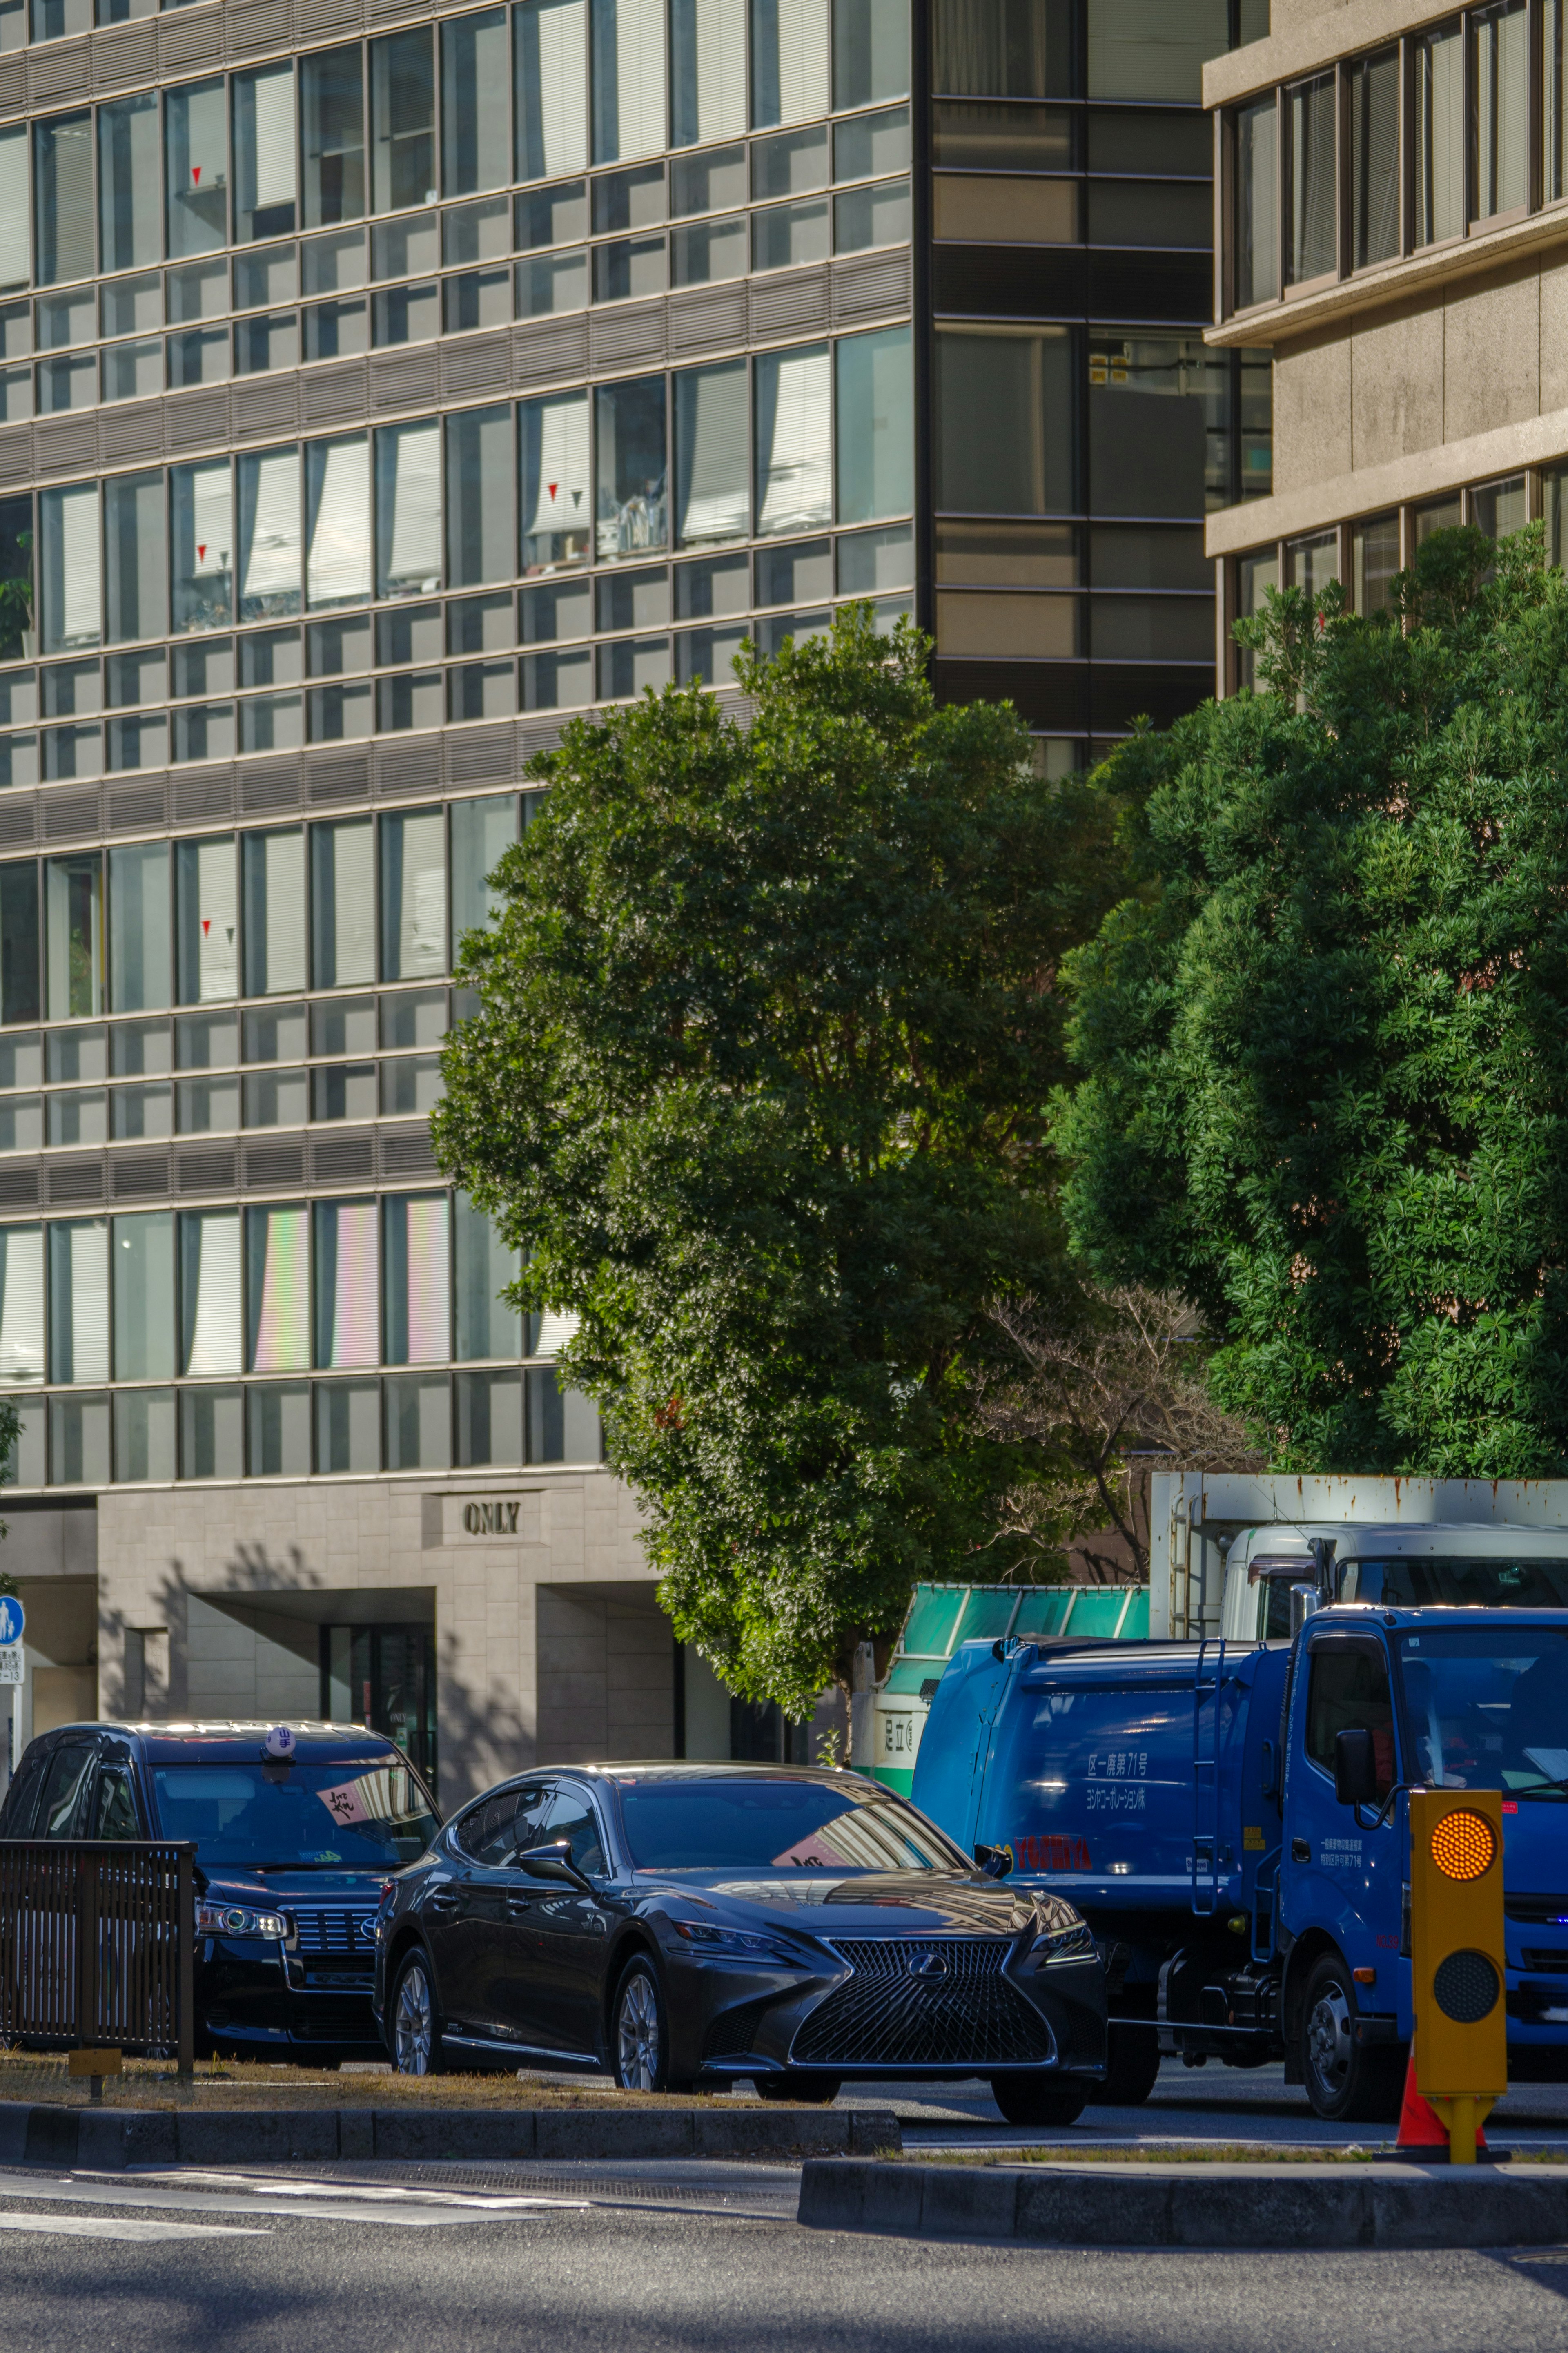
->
[613,1775,964,1871]
[1345,1556,1568,1607]
[1398,1628,1568,1795]
[151,1760,440,1865]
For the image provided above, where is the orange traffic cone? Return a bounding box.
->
[1395,2050,1489,2158]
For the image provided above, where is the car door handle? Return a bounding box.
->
[504,1895,538,1916]
[1291,1839,1310,1863]
[424,1890,460,1918]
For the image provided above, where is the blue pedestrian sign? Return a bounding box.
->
[0,1596,24,1645]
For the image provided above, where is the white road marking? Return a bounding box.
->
[0,2174,586,2230]
[0,2212,268,2244]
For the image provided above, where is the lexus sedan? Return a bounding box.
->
[373,1763,1106,2123]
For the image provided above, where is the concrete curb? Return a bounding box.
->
[796,2160,1568,2250]
[0,2102,901,2171]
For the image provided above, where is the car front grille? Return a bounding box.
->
[790,1938,1054,2069]
[702,1998,772,2063]
[289,1908,378,1956]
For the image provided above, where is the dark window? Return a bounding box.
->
[455,1781,548,1864]
[93,1764,141,1839]
[37,1743,96,1837]
[0,1747,47,1836]
[1306,1644,1394,1795]
[540,1786,607,1876]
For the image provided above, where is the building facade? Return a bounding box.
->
[1206,0,1568,670]
[0,0,1264,1802]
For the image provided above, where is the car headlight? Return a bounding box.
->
[670,1922,800,1964]
[1031,1918,1096,1965]
[197,1902,288,1939]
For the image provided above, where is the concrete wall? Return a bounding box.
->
[535,1584,675,1764]
[94,1468,653,1807]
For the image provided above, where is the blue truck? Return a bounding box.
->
[912,1524,1568,2119]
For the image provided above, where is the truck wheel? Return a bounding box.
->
[990,2073,1091,2128]
[1300,1952,1404,2123]
[1085,2025,1161,2106]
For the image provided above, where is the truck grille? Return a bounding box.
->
[1505,1896,1568,1926]
[1520,1950,1568,1975]
[791,1938,1054,2069]
[289,1909,377,1956]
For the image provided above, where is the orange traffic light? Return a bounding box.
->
[1409,1789,1506,2164]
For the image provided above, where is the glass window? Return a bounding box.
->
[238,446,303,622]
[111,1080,172,1137]
[0,1223,45,1385]
[754,343,830,538]
[595,375,667,559]
[99,95,160,276]
[1550,0,1568,206]
[385,1371,451,1468]
[835,176,909,251]
[176,1069,240,1129]
[673,361,748,549]
[35,114,94,290]
[1472,0,1528,223]
[166,79,229,261]
[931,0,1070,96]
[175,835,238,1006]
[314,1197,379,1367]
[1286,74,1336,287]
[303,46,365,229]
[45,852,102,1021]
[1471,473,1528,539]
[521,391,591,570]
[516,0,589,179]
[528,1365,599,1461]
[591,0,666,163]
[834,0,908,110]
[1352,511,1400,615]
[245,1201,310,1372]
[48,1082,107,1145]
[1416,21,1464,247]
[0,861,40,1026]
[109,842,170,1014]
[1285,526,1338,597]
[752,196,827,270]
[113,1209,175,1381]
[104,471,167,648]
[669,216,745,285]
[1234,94,1278,309]
[49,1217,109,1384]
[835,326,911,526]
[1087,0,1226,103]
[241,826,307,997]
[1305,1642,1394,1791]
[40,483,100,654]
[234,64,297,244]
[316,1374,380,1470]
[181,1383,244,1479]
[671,0,746,147]
[115,1389,177,1483]
[445,406,516,590]
[380,806,446,979]
[454,1190,521,1358]
[835,103,909,178]
[234,310,299,375]
[1088,331,1223,518]
[51,1394,111,1486]
[245,999,307,1061]
[381,1053,442,1114]
[456,1367,524,1464]
[371,28,436,214]
[935,325,1073,514]
[305,434,371,612]
[0,127,29,294]
[444,9,511,196]
[180,1207,241,1375]
[171,461,234,636]
[450,794,515,955]
[750,0,830,128]
[312,817,375,988]
[376,421,442,599]
[248,1379,311,1474]
[383,1192,450,1364]
[1350,49,1399,272]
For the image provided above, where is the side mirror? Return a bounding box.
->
[1289,1583,1320,1635]
[1334,1727,1379,1809]
[516,1838,591,1890]
[974,1842,1013,1880]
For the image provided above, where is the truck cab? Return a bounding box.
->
[1220,1521,1568,1642]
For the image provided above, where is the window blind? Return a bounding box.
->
[0,1224,44,1386]
[672,0,746,145]
[313,818,375,987]
[379,422,442,595]
[0,128,29,292]
[592,0,666,162]
[314,1198,379,1367]
[249,65,297,212]
[517,0,589,178]
[755,343,831,536]
[385,1193,450,1364]
[1086,0,1226,102]
[676,361,749,546]
[247,1203,310,1372]
[244,826,306,995]
[239,447,303,616]
[307,435,371,609]
[381,807,446,980]
[181,1209,242,1377]
[183,834,239,1003]
[522,393,591,545]
[50,1220,109,1387]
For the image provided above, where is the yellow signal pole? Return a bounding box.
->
[1409,1789,1507,2165]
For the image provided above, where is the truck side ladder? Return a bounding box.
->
[1190,1639,1225,1916]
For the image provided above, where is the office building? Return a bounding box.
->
[0,0,1265,1800]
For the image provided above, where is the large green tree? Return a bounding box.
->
[434,609,1129,1714]
[1053,526,1568,1475]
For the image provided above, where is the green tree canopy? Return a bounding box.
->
[434,609,1129,1713]
[1053,525,1568,1476]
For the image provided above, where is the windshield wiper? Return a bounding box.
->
[1510,1775,1568,1796]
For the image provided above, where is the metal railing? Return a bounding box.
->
[0,1841,195,2076]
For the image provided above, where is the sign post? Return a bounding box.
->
[0,1597,23,1790]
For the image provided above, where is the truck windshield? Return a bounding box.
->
[1345,1557,1568,1608]
[151,1761,440,1865]
[1397,1628,1568,1795]
[612,1775,964,1871]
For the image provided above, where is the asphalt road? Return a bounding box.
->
[5,2161,1568,2353]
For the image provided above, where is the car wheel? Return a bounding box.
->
[613,1957,670,2094]
[1300,1951,1405,2123]
[990,2073,1091,2128]
[754,2072,842,2104]
[390,1952,448,2077]
[1085,2025,1160,2106]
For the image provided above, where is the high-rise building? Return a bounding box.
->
[0,0,1268,1800]
[1206,0,1556,675]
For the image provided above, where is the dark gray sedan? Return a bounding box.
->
[373,1763,1106,2124]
